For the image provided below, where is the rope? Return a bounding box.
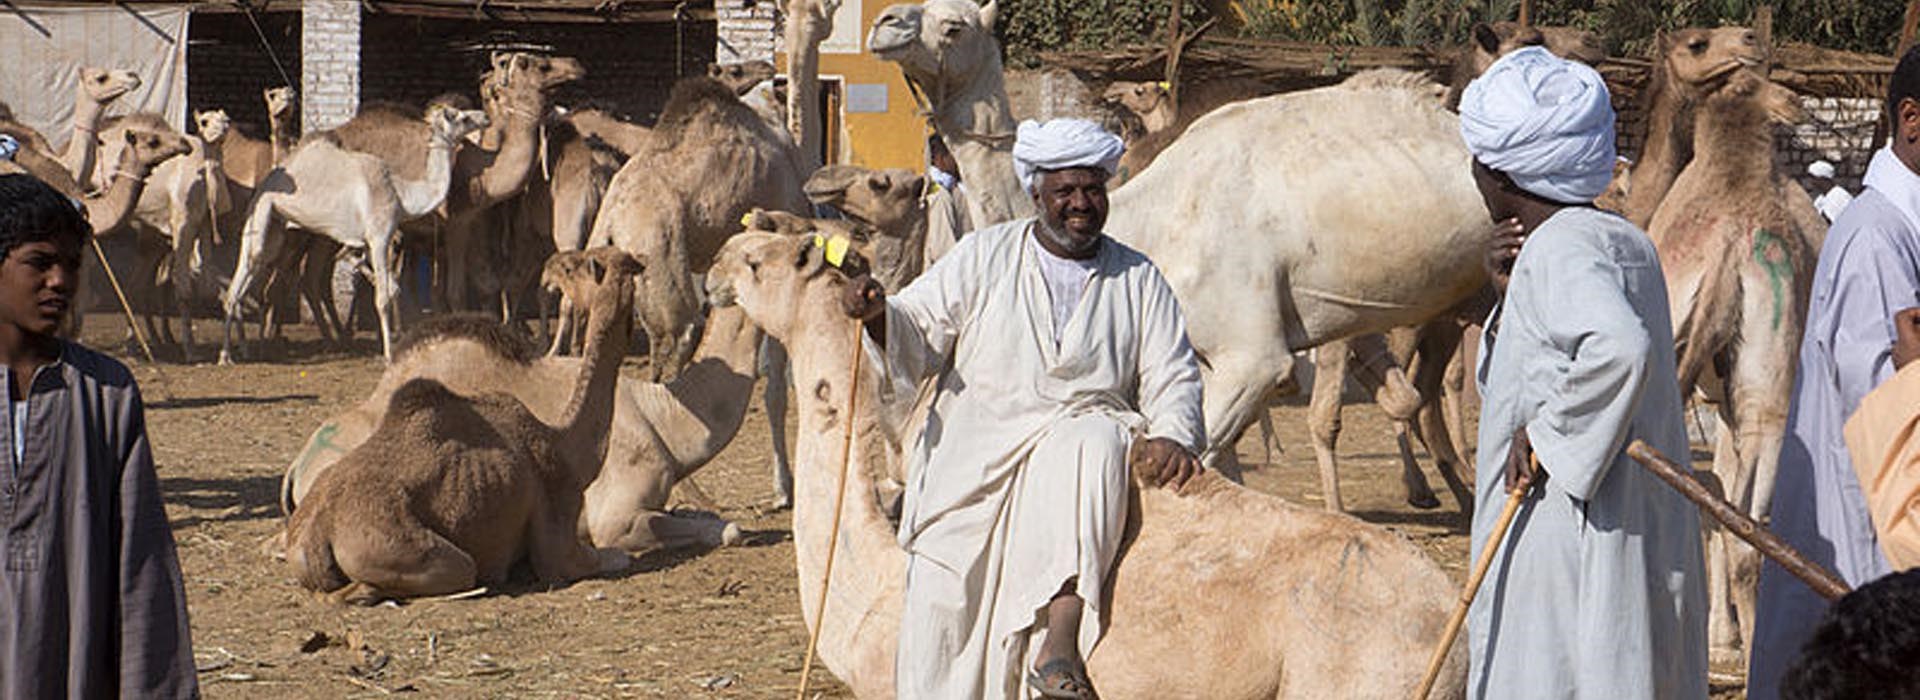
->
[89,236,176,401]
[240,2,296,94]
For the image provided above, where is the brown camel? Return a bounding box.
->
[1614,27,1764,228]
[276,250,767,557]
[99,110,234,359]
[706,230,1467,699]
[81,121,192,235]
[284,250,641,604]
[1647,67,1819,667]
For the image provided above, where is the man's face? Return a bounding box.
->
[0,239,80,338]
[1032,167,1109,255]
[1470,160,1518,222]
[930,145,959,177]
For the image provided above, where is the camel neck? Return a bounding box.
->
[268,114,293,164]
[555,274,634,482]
[1693,101,1776,187]
[657,305,764,472]
[471,92,545,205]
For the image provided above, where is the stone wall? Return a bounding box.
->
[716,0,779,63]
[1780,96,1879,194]
[300,0,359,133]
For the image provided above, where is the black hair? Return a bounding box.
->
[1890,45,1920,131]
[928,132,952,158]
[1782,568,1920,700]
[0,174,90,262]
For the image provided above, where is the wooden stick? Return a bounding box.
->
[1626,441,1851,601]
[1414,456,1537,699]
[89,236,176,401]
[795,320,863,700]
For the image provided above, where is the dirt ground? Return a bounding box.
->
[74,313,1745,699]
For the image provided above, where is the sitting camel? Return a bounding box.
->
[220,104,490,363]
[707,230,1466,698]
[283,250,642,603]
[275,248,766,557]
[1648,66,1820,666]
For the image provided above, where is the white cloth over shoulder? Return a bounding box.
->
[1458,46,1617,204]
[1011,119,1125,193]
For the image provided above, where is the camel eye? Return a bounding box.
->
[1689,39,1708,53]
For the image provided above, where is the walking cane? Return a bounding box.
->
[1414,455,1539,700]
[89,237,177,402]
[1626,441,1851,600]
[795,318,864,700]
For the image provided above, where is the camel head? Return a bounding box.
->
[78,68,141,104]
[707,60,777,96]
[489,52,586,94]
[1100,81,1170,123]
[708,231,868,342]
[194,110,232,144]
[425,104,491,145]
[1703,68,1807,129]
[542,249,585,295]
[805,164,926,233]
[120,122,192,169]
[1656,27,1764,92]
[869,0,998,91]
[263,86,296,119]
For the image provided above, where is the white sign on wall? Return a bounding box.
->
[820,0,864,54]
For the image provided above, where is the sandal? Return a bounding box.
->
[1027,657,1099,700]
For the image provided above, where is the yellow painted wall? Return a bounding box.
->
[780,0,927,172]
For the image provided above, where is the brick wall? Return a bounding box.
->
[717,0,778,63]
[1780,97,1879,194]
[301,0,360,133]
[187,11,301,140]
[359,15,717,124]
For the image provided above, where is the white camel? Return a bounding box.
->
[220,105,490,363]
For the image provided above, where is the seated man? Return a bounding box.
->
[841,119,1204,700]
[1781,568,1920,699]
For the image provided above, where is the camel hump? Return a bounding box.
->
[1340,69,1448,105]
[393,313,541,365]
[653,76,754,147]
[387,378,464,418]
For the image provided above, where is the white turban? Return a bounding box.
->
[0,134,16,162]
[1459,46,1617,204]
[1012,118,1125,193]
[1808,160,1837,179]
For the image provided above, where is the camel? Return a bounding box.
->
[590,76,810,379]
[330,52,584,313]
[870,2,1490,508]
[217,86,297,194]
[60,68,143,186]
[706,229,1467,698]
[709,60,776,96]
[220,104,491,363]
[802,164,927,290]
[869,0,1032,227]
[565,108,652,157]
[1614,27,1765,228]
[495,116,624,334]
[1647,67,1819,667]
[283,250,641,604]
[276,248,767,557]
[80,123,192,234]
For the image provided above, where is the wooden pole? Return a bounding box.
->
[1413,457,1538,699]
[1164,0,1184,115]
[794,320,864,700]
[89,237,175,401]
[1755,4,1774,70]
[1626,441,1851,601]
[1517,0,1530,27]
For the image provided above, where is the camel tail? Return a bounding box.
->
[286,521,349,593]
[1673,247,1742,397]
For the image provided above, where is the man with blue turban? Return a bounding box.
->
[841,118,1204,699]
[1459,46,1708,699]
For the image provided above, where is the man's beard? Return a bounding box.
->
[1035,215,1101,258]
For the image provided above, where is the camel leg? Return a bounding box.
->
[302,237,348,343]
[167,207,199,362]
[1200,354,1289,485]
[595,510,743,552]
[220,193,285,365]
[366,229,401,362]
[763,337,794,509]
[546,297,574,357]
[1408,321,1473,513]
[1704,417,1742,666]
[530,494,626,583]
[330,523,479,603]
[1307,340,1351,512]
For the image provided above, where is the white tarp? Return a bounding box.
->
[0,3,190,149]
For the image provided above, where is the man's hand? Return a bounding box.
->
[841,274,886,321]
[1129,437,1200,493]
[1504,426,1544,494]
[1895,307,1920,370]
[1484,218,1527,294]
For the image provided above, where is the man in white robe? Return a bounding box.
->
[1748,47,1920,700]
[1459,46,1707,699]
[1808,160,1855,224]
[924,132,974,264]
[840,118,1205,700]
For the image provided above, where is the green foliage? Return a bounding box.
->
[996,0,1209,68]
[993,0,1909,62]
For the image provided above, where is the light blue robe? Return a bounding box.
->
[1748,147,1920,700]
[1470,206,1708,699]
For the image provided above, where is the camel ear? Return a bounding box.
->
[978,0,997,30]
[491,52,509,71]
[1472,23,1501,54]
[796,238,829,278]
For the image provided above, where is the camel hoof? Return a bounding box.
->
[1708,645,1744,670]
[1406,493,1441,510]
[719,522,744,547]
[216,351,235,366]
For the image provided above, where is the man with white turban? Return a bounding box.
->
[840,118,1204,700]
[1459,46,1707,699]
[1808,160,1854,223]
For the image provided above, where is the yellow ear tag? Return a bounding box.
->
[812,232,851,267]
[739,211,755,228]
